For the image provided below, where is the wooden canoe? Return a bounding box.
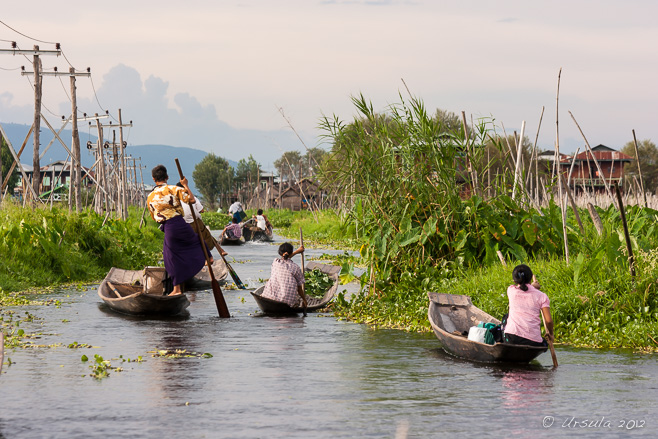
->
[242,219,274,242]
[220,232,244,246]
[98,267,190,316]
[251,261,341,315]
[427,292,547,363]
[97,260,228,316]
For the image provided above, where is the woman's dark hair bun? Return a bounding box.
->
[278,242,294,259]
[512,264,533,291]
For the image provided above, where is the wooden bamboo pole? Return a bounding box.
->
[613,182,635,277]
[568,111,615,205]
[631,129,648,208]
[567,148,580,187]
[587,202,604,236]
[1,124,33,194]
[0,123,41,203]
[555,68,569,263]
[461,111,480,197]
[525,106,544,198]
[560,173,585,234]
[512,121,526,200]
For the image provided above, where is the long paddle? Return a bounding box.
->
[541,311,558,368]
[175,158,230,318]
[299,227,307,317]
[207,232,246,289]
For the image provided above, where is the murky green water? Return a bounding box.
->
[1,237,656,438]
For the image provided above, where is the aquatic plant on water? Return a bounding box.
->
[304,268,334,298]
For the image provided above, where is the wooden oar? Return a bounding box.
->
[541,311,558,368]
[300,227,307,317]
[207,231,246,289]
[175,158,230,318]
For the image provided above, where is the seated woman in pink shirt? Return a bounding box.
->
[504,264,554,347]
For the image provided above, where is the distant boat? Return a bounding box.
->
[251,261,341,315]
[427,292,547,363]
[242,218,273,242]
[220,230,244,246]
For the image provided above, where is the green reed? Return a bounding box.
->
[0,201,162,292]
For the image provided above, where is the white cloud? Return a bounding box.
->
[1,0,657,159]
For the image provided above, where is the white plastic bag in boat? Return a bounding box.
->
[467,326,488,343]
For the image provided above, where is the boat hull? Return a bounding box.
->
[98,269,190,316]
[220,234,244,246]
[428,292,547,363]
[242,219,273,242]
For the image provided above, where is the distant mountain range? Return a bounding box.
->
[1,122,239,195]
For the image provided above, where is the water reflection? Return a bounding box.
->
[497,368,555,409]
[96,303,191,321]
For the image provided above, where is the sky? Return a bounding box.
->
[1,0,657,171]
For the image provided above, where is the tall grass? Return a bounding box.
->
[0,201,162,292]
[321,93,658,350]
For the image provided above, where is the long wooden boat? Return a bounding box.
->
[98,267,190,316]
[251,261,341,315]
[242,219,274,242]
[427,292,547,363]
[98,261,229,316]
[1,332,3,374]
[220,232,244,246]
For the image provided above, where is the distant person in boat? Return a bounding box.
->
[147,164,206,296]
[228,201,245,223]
[253,209,272,232]
[504,264,554,347]
[222,216,243,240]
[176,182,228,258]
[261,242,307,308]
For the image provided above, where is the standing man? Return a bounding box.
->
[228,200,246,223]
[147,164,206,296]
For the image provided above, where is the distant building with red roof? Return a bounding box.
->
[565,144,633,191]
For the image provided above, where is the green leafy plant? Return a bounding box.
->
[304,268,334,298]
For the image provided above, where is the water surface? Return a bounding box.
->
[1,237,656,438]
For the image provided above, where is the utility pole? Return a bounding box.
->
[95,115,109,214]
[118,110,129,220]
[100,115,132,218]
[32,47,43,197]
[18,58,91,210]
[69,68,91,211]
[2,44,62,200]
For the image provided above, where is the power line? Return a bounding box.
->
[60,49,76,69]
[23,75,65,119]
[0,19,58,45]
[90,74,118,123]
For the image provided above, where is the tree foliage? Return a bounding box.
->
[274,150,303,186]
[621,139,658,193]
[192,153,233,208]
[234,155,262,202]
